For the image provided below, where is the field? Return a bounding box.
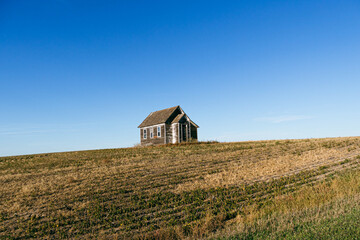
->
[1,137,360,239]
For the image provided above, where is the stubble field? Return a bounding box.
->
[1,137,360,239]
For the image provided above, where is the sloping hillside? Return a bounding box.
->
[1,137,360,239]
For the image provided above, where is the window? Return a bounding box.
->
[143,129,147,139]
[157,126,161,137]
[150,128,154,138]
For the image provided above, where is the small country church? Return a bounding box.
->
[138,106,199,146]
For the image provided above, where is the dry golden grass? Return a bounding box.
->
[1,137,360,239]
[211,170,360,240]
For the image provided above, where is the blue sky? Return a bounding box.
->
[1,0,360,156]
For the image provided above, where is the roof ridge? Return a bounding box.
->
[152,105,179,112]
[138,106,180,128]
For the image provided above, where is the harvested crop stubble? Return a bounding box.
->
[175,139,360,192]
[1,137,360,239]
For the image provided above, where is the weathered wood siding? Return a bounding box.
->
[171,123,179,144]
[139,107,198,145]
[140,124,165,146]
[165,124,172,144]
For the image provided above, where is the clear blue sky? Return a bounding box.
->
[1,0,360,156]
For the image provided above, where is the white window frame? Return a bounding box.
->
[157,126,161,137]
[143,129,147,139]
[150,128,154,138]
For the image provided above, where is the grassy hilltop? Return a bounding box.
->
[1,137,360,239]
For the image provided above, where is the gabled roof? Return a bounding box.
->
[138,105,199,128]
[138,106,180,128]
[188,119,199,128]
[171,113,185,124]
[171,113,199,128]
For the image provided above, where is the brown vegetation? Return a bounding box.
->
[1,137,360,239]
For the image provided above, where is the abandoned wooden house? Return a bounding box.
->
[138,106,199,146]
